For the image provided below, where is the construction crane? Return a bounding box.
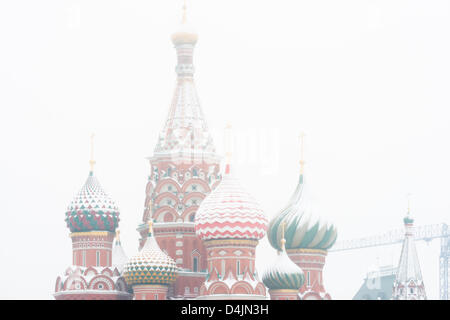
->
[329,223,449,300]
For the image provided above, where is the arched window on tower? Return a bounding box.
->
[193,257,198,272]
[307,271,311,287]
[96,251,100,267]
[221,260,225,278]
[191,249,201,272]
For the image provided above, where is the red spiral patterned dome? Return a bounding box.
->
[195,170,268,241]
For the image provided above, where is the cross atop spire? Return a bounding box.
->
[299,132,306,174]
[115,229,121,244]
[280,221,286,251]
[181,0,187,24]
[224,123,233,174]
[89,133,96,174]
[407,193,412,215]
[148,219,154,237]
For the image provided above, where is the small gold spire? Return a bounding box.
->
[224,123,232,164]
[280,221,286,251]
[181,0,187,24]
[89,133,96,173]
[299,132,306,174]
[407,193,412,215]
[115,229,120,241]
[148,219,153,235]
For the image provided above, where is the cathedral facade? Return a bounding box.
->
[54,6,338,301]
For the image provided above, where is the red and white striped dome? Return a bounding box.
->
[195,170,268,241]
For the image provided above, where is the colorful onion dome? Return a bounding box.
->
[263,228,305,290]
[195,164,268,241]
[171,3,198,45]
[267,172,337,251]
[123,222,178,286]
[65,171,120,233]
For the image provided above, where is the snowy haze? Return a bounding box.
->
[1,0,449,299]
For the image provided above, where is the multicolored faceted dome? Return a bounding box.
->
[267,173,337,251]
[195,166,268,241]
[65,172,120,233]
[122,223,178,286]
[263,238,305,291]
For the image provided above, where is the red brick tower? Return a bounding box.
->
[54,135,132,300]
[137,4,221,299]
[392,205,427,300]
[194,132,269,300]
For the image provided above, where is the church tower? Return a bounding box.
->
[54,135,131,300]
[392,203,427,300]
[194,125,268,299]
[137,3,221,299]
[267,135,337,300]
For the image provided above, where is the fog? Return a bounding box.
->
[0,0,449,299]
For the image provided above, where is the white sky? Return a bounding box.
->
[0,0,449,299]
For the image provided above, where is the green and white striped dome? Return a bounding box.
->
[262,246,305,291]
[267,173,337,251]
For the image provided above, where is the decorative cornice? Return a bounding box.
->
[70,231,113,238]
[204,239,259,248]
[269,289,299,293]
[287,248,327,255]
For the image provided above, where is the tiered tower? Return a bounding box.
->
[54,136,132,300]
[137,3,221,299]
[392,206,427,300]
[123,221,178,300]
[267,135,337,300]
[262,224,305,300]
[194,127,269,300]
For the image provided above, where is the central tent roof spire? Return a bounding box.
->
[152,2,217,162]
[299,132,306,175]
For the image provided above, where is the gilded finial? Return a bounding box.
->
[89,133,96,173]
[407,193,412,215]
[280,221,286,251]
[148,219,154,236]
[182,0,187,24]
[224,123,232,174]
[299,132,306,174]
[115,229,120,243]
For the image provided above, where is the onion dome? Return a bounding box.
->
[65,135,120,233]
[267,137,337,251]
[171,2,198,45]
[263,225,305,290]
[112,230,128,272]
[123,222,178,286]
[195,162,268,240]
